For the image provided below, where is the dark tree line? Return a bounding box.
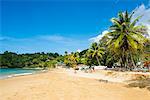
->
[0,51,63,68]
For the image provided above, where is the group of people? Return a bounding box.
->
[74,66,95,73]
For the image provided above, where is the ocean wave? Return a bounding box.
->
[0,73,33,79]
[13,73,33,76]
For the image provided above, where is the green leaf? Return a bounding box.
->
[111,18,122,31]
[114,33,124,48]
[127,35,137,49]
[130,15,142,28]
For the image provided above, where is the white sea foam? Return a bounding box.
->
[0,73,33,79]
[13,73,33,76]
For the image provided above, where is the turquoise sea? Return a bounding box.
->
[0,68,42,79]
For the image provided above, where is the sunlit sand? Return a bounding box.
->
[0,68,150,100]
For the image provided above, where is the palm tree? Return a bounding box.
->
[64,51,68,55]
[64,52,80,68]
[105,11,148,69]
[74,52,80,64]
[87,42,104,65]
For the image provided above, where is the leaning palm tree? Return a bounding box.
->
[105,11,148,69]
[87,42,104,65]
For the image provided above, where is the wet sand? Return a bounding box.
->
[0,69,150,100]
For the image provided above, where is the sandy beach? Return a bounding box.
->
[0,69,150,100]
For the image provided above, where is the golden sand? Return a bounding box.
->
[0,69,150,100]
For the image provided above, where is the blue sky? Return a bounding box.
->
[0,0,149,54]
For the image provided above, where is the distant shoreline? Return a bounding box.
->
[0,68,48,79]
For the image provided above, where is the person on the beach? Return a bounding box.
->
[89,66,92,73]
[89,65,95,73]
[92,66,95,72]
[74,67,79,73]
[73,65,79,73]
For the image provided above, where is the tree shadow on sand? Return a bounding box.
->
[125,75,150,91]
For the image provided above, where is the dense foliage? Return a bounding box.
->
[0,11,149,70]
[64,11,150,70]
[0,51,63,69]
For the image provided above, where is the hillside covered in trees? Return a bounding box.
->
[0,51,63,69]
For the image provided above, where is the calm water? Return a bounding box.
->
[0,68,42,79]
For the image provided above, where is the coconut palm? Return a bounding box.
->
[64,52,80,68]
[87,42,104,65]
[74,52,80,64]
[105,11,148,69]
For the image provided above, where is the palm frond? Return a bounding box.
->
[130,15,142,28]
[111,18,123,31]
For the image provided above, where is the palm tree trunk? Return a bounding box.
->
[130,52,136,70]
[121,55,125,68]
[126,53,129,71]
[131,55,136,69]
[96,56,101,66]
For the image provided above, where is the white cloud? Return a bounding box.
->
[132,4,150,24]
[0,34,85,47]
[132,4,150,37]
[38,35,65,41]
[0,35,71,43]
[77,49,81,52]
[0,36,33,42]
[37,35,77,45]
[89,4,150,43]
[89,30,109,43]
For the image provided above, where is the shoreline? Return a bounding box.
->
[0,68,150,100]
[0,68,49,80]
[1,67,150,81]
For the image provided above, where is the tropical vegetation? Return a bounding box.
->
[0,51,63,69]
[0,11,149,70]
[64,11,150,70]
